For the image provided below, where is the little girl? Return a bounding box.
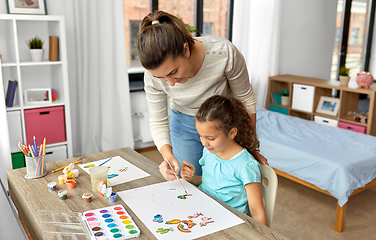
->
[181,95,267,226]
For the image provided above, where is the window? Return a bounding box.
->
[331,0,375,81]
[202,22,213,35]
[123,0,233,72]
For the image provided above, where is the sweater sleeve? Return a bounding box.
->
[143,71,171,150]
[225,41,256,114]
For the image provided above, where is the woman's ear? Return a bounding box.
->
[183,43,191,58]
[229,127,238,139]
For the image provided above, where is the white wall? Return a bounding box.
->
[278,0,338,79]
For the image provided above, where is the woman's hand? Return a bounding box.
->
[159,157,180,181]
[181,160,195,182]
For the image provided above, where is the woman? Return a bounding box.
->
[137,10,267,181]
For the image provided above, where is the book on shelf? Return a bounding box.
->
[5,80,17,107]
[271,92,282,105]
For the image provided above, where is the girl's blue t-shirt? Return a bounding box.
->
[199,147,261,214]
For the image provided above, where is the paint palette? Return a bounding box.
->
[83,205,140,239]
[38,205,140,240]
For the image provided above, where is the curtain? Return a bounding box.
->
[62,0,134,156]
[232,0,281,108]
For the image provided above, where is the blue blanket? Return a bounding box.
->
[256,108,376,207]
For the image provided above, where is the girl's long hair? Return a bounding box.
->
[196,95,260,154]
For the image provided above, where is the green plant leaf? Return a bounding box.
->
[26,36,44,49]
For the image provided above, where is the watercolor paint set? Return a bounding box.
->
[38,205,140,240]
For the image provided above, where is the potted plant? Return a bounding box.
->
[339,65,350,86]
[26,36,44,62]
[281,89,289,105]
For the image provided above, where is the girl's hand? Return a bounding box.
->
[159,157,180,181]
[253,151,268,165]
[181,160,195,182]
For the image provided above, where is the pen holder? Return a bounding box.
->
[25,155,47,179]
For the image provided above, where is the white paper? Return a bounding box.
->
[77,156,150,186]
[118,180,245,240]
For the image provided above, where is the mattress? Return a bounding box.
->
[256,108,376,207]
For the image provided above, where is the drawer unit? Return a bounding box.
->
[44,145,67,163]
[314,116,338,127]
[24,106,66,145]
[292,84,315,112]
[269,105,289,115]
[338,121,366,134]
[7,111,24,153]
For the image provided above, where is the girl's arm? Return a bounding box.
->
[244,182,267,226]
[181,161,202,186]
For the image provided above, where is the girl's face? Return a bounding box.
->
[148,44,191,87]
[196,120,235,155]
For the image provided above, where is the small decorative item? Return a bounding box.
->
[188,212,203,219]
[165,219,180,224]
[119,166,128,172]
[281,89,289,105]
[49,36,59,61]
[356,72,374,88]
[156,227,173,234]
[26,36,44,62]
[153,214,163,223]
[177,223,191,233]
[315,96,340,116]
[6,0,47,15]
[339,65,350,86]
[354,112,368,123]
[47,182,56,192]
[82,192,93,203]
[46,89,58,102]
[24,88,51,104]
[199,217,214,227]
[58,190,67,200]
[182,220,196,228]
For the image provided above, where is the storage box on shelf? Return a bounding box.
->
[0,14,72,169]
[267,74,376,136]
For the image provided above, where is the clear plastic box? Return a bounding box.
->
[38,210,94,240]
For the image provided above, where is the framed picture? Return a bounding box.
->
[316,96,340,116]
[6,0,47,15]
[24,88,51,104]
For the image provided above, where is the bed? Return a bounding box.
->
[256,108,376,232]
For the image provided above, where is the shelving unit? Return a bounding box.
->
[267,74,376,136]
[0,14,72,168]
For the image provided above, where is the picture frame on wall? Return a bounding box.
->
[6,0,47,15]
[316,96,340,116]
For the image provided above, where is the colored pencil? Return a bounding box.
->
[41,138,46,174]
[33,136,38,156]
[52,160,81,173]
[99,157,113,166]
[164,157,188,195]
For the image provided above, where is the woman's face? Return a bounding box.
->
[148,45,191,87]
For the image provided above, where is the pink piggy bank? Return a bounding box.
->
[356,72,374,88]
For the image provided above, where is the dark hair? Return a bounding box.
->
[196,95,260,154]
[137,10,195,70]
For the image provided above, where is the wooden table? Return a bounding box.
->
[7,147,288,240]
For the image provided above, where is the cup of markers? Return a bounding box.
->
[18,137,47,179]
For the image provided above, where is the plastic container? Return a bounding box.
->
[25,155,47,179]
[89,166,109,191]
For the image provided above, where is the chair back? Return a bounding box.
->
[260,164,278,227]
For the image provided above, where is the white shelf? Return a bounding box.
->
[0,15,73,167]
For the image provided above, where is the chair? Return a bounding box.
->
[260,164,278,227]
